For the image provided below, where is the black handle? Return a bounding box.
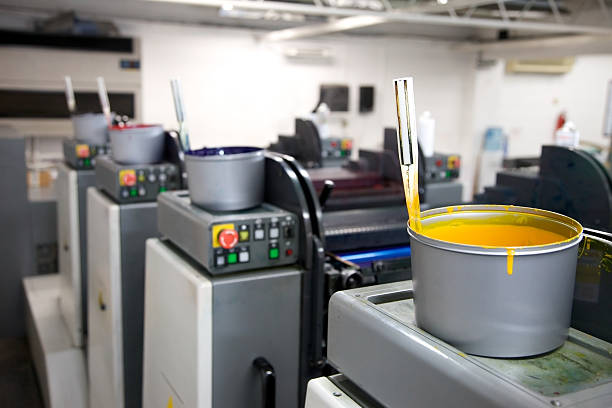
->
[318,180,335,208]
[253,357,275,408]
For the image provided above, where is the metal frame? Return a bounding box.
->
[148,0,612,41]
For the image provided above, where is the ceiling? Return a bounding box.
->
[0,0,611,46]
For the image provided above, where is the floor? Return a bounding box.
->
[0,337,44,407]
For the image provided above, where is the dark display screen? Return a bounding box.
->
[0,89,134,118]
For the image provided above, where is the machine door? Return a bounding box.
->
[87,189,124,408]
[57,164,83,347]
[142,239,213,408]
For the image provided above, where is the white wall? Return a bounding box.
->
[3,12,604,200]
[118,20,477,159]
[465,55,612,196]
[118,19,612,200]
[473,56,612,158]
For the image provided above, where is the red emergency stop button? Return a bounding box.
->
[218,229,239,249]
[76,144,90,158]
[122,172,137,187]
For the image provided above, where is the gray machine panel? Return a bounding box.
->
[0,130,33,337]
[423,153,460,183]
[424,182,462,207]
[158,191,299,275]
[76,168,96,334]
[119,202,159,408]
[211,264,302,408]
[328,281,612,408]
[63,138,109,170]
[96,156,181,204]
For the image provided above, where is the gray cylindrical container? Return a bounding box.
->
[72,113,108,145]
[185,147,264,211]
[409,205,583,358]
[109,125,165,165]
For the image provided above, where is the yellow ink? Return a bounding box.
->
[417,209,581,276]
[401,164,422,233]
[421,220,568,247]
[506,248,515,275]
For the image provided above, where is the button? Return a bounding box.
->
[148,173,157,183]
[130,188,138,197]
[239,230,249,242]
[159,173,167,182]
[159,186,167,193]
[138,172,146,182]
[75,144,90,158]
[84,158,91,167]
[227,253,237,264]
[283,226,294,238]
[138,187,146,197]
[269,248,279,259]
[216,256,225,267]
[121,189,129,198]
[254,229,265,240]
[436,159,442,167]
[269,227,279,239]
[219,229,239,249]
[239,251,249,263]
[286,249,293,257]
[120,170,137,187]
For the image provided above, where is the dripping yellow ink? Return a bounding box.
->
[506,248,515,275]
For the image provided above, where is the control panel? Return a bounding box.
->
[321,137,353,166]
[63,139,109,170]
[210,214,298,272]
[424,153,461,183]
[157,191,299,275]
[96,156,181,204]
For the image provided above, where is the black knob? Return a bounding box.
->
[319,180,335,208]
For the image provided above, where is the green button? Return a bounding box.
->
[84,158,91,167]
[130,188,137,197]
[227,253,237,264]
[446,170,451,178]
[269,248,279,259]
[159,186,167,193]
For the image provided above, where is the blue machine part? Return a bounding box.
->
[337,246,411,267]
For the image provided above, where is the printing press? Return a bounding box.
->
[87,131,184,408]
[139,130,470,406]
[305,228,612,407]
[303,79,612,408]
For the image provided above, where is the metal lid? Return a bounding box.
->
[185,146,264,161]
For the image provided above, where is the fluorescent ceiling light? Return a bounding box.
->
[262,15,387,41]
[221,3,233,11]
